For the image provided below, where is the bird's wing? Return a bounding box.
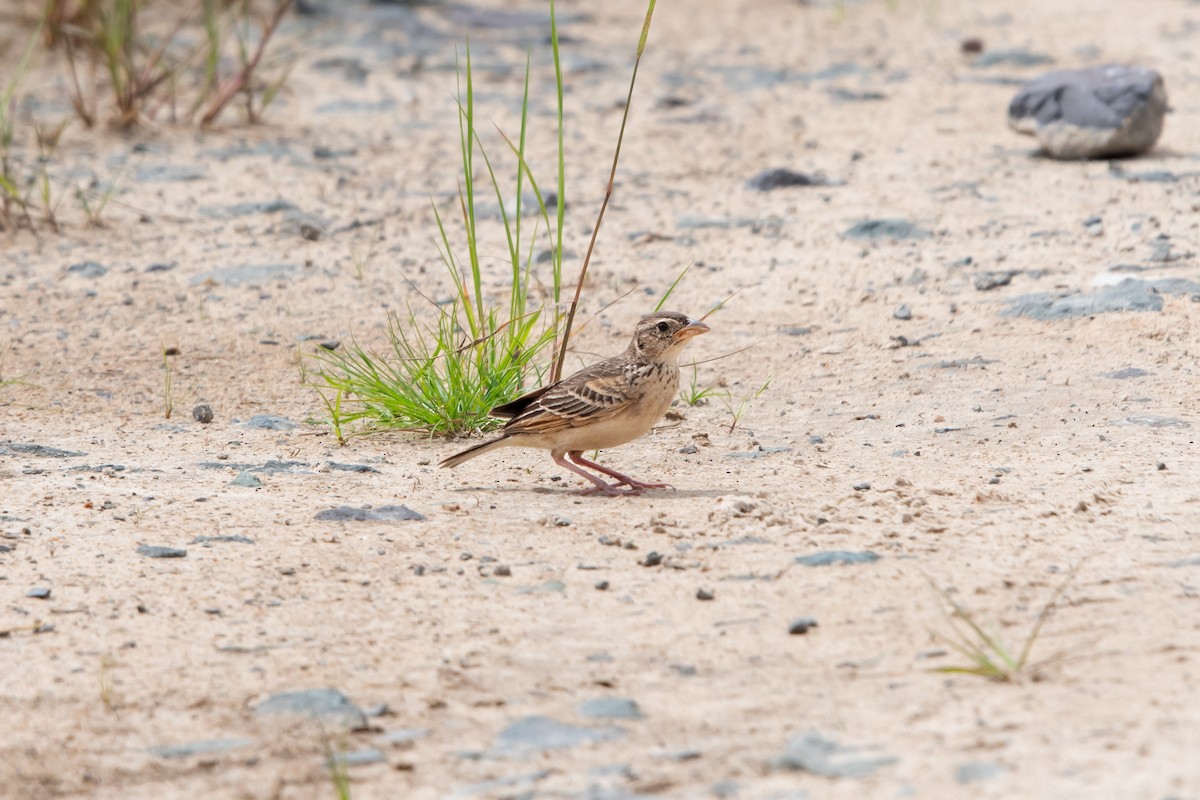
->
[501,358,635,435]
[489,384,552,419]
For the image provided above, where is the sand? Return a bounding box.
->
[2,0,1199,797]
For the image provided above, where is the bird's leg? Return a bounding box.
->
[552,452,623,496]
[568,451,673,492]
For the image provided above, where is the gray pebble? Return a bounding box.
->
[842,218,931,241]
[192,404,214,424]
[853,481,871,491]
[973,48,1053,68]
[239,414,298,431]
[314,505,425,522]
[491,715,624,755]
[230,471,262,488]
[26,587,51,600]
[493,565,512,577]
[893,304,912,321]
[595,580,610,591]
[696,588,715,601]
[255,688,367,729]
[747,168,841,191]
[147,738,253,759]
[788,617,818,635]
[577,698,644,720]
[974,270,1017,291]
[768,730,896,778]
[189,263,298,287]
[66,261,108,278]
[137,545,187,559]
[641,551,664,567]
[795,551,881,567]
[956,760,1006,784]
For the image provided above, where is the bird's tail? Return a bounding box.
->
[439,435,510,469]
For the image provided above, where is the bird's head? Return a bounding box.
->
[628,311,710,362]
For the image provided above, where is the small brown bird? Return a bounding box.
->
[440,311,710,495]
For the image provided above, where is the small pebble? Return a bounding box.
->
[853,481,871,491]
[493,565,512,577]
[192,404,214,424]
[696,588,715,601]
[26,587,51,600]
[788,617,818,635]
[1157,462,1167,471]
[642,551,664,567]
[893,304,912,321]
[595,580,610,591]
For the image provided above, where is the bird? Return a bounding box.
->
[440,311,710,495]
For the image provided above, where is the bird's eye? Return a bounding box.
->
[656,321,670,333]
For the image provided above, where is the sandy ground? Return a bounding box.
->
[2,0,1200,797]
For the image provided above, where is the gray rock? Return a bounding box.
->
[26,587,51,599]
[326,462,381,473]
[189,534,254,545]
[192,404,214,423]
[1003,278,1200,321]
[725,446,791,460]
[66,261,108,278]
[893,304,912,321]
[189,263,299,287]
[240,414,299,431]
[795,551,881,567]
[148,738,253,759]
[827,87,886,102]
[492,715,624,755]
[746,168,841,191]
[316,99,396,114]
[768,730,897,778]
[842,219,931,241]
[329,748,385,766]
[578,698,644,720]
[956,760,1006,783]
[198,200,297,219]
[973,49,1054,69]
[1008,65,1167,159]
[974,270,1018,291]
[135,163,207,182]
[1114,416,1189,429]
[788,617,818,635]
[255,688,367,729]
[0,443,85,458]
[137,545,187,558]
[230,471,263,488]
[1103,367,1150,379]
[314,505,426,522]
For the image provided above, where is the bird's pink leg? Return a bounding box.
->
[552,452,623,496]
[568,451,673,492]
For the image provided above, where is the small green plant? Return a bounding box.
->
[348,222,382,281]
[680,364,719,407]
[321,731,353,800]
[55,0,296,129]
[927,572,1076,683]
[311,0,660,437]
[720,375,772,433]
[0,17,42,231]
[311,23,567,435]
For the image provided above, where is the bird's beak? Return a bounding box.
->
[674,319,710,340]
